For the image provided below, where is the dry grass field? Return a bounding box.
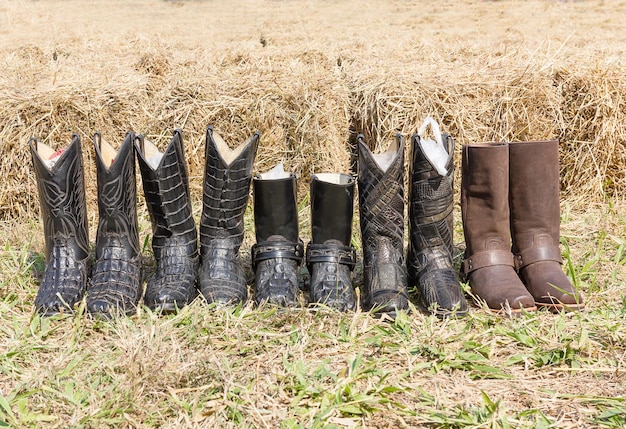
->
[1,0,625,427]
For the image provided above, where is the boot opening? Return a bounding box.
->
[137,138,164,169]
[95,135,117,167]
[312,172,352,185]
[372,150,398,172]
[35,141,66,168]
[258,163,291,180]
[417,116,451,176]
[212,130,251,165]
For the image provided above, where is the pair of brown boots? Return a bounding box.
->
[461,140,584,314]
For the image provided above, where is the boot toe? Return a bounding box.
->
[87,296,137,317]
[202,288,246,306]
[146,293,190,313]
[508,294,537,311]
[366,290,409,315]
[311,295,356,312]
[520,262,584,312]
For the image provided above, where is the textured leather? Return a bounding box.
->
[199,126,259,304]
[88,132,142,316]
[407,133,467,317]
[461,143,535,313]
[357,134,409,315]
[30,135,89,315]
[252,174,302,307]
[307,174,356,311]
[509,140,584,311]
[135,130,198,312]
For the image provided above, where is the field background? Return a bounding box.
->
[1,0,625,428]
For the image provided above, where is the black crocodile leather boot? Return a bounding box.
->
[30,135,89,315]
[135,130,198,312]
[357,134,409,316]
[87,132,143,317]
[407,133,467,318]
[251,167,303,307]
[199,126,259,305]
[306,173,357,311]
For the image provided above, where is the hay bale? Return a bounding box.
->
[2,20,626,222]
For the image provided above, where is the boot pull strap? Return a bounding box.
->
[306,242,357,272]
[251,240,304,270]
[514,246,563,270]
[462,250,515,278]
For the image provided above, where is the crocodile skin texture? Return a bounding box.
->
[135,130,198,312]
[357,135,409,315]
[87,132,142,317]
[307,241,356,311]
[199,127,258,304]
[30,135,89,315]
[407,134,468,317]
[252,236,304,307]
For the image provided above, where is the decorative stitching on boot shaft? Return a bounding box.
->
[30,135,89,315]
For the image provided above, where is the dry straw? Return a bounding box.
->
[1,2,625,222]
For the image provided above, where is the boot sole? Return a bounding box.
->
[536,302,585,313]
[488,306,537,316]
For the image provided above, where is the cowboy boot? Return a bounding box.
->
[29,135,89,315]
[408,132,467,317]
[135,130,198,312]
[509,140,584,312]
[87,132,142,316]
[306,173,357,311]
[251,165,304,307]
[357,134,409,315]
[460,143,536,313]
[199,126,259,305]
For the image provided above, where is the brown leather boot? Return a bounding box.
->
[509,140,584,312]
[461,143,536,313]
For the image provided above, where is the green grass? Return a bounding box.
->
[1,201,625,428]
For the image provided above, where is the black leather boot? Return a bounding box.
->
[135,130,198,312]
[407,132,467,317]
[30,135,89,315]
[87,132,142,316]
[199,126,259,304]
[357,134,409,315]
[251,166,304,307]
[306,173,356,311]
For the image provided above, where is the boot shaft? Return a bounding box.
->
[94,131,140,256]
[200,126,259,248]
[409,132,455,254]
[253,169,299,243]
[508,140,562,256]
[310,173,354,245]
[29,134,89,262]
[461,143,512,253]
[357,133,405,254]
[135,130,196,238]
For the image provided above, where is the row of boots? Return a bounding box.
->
[29,124,582,318]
